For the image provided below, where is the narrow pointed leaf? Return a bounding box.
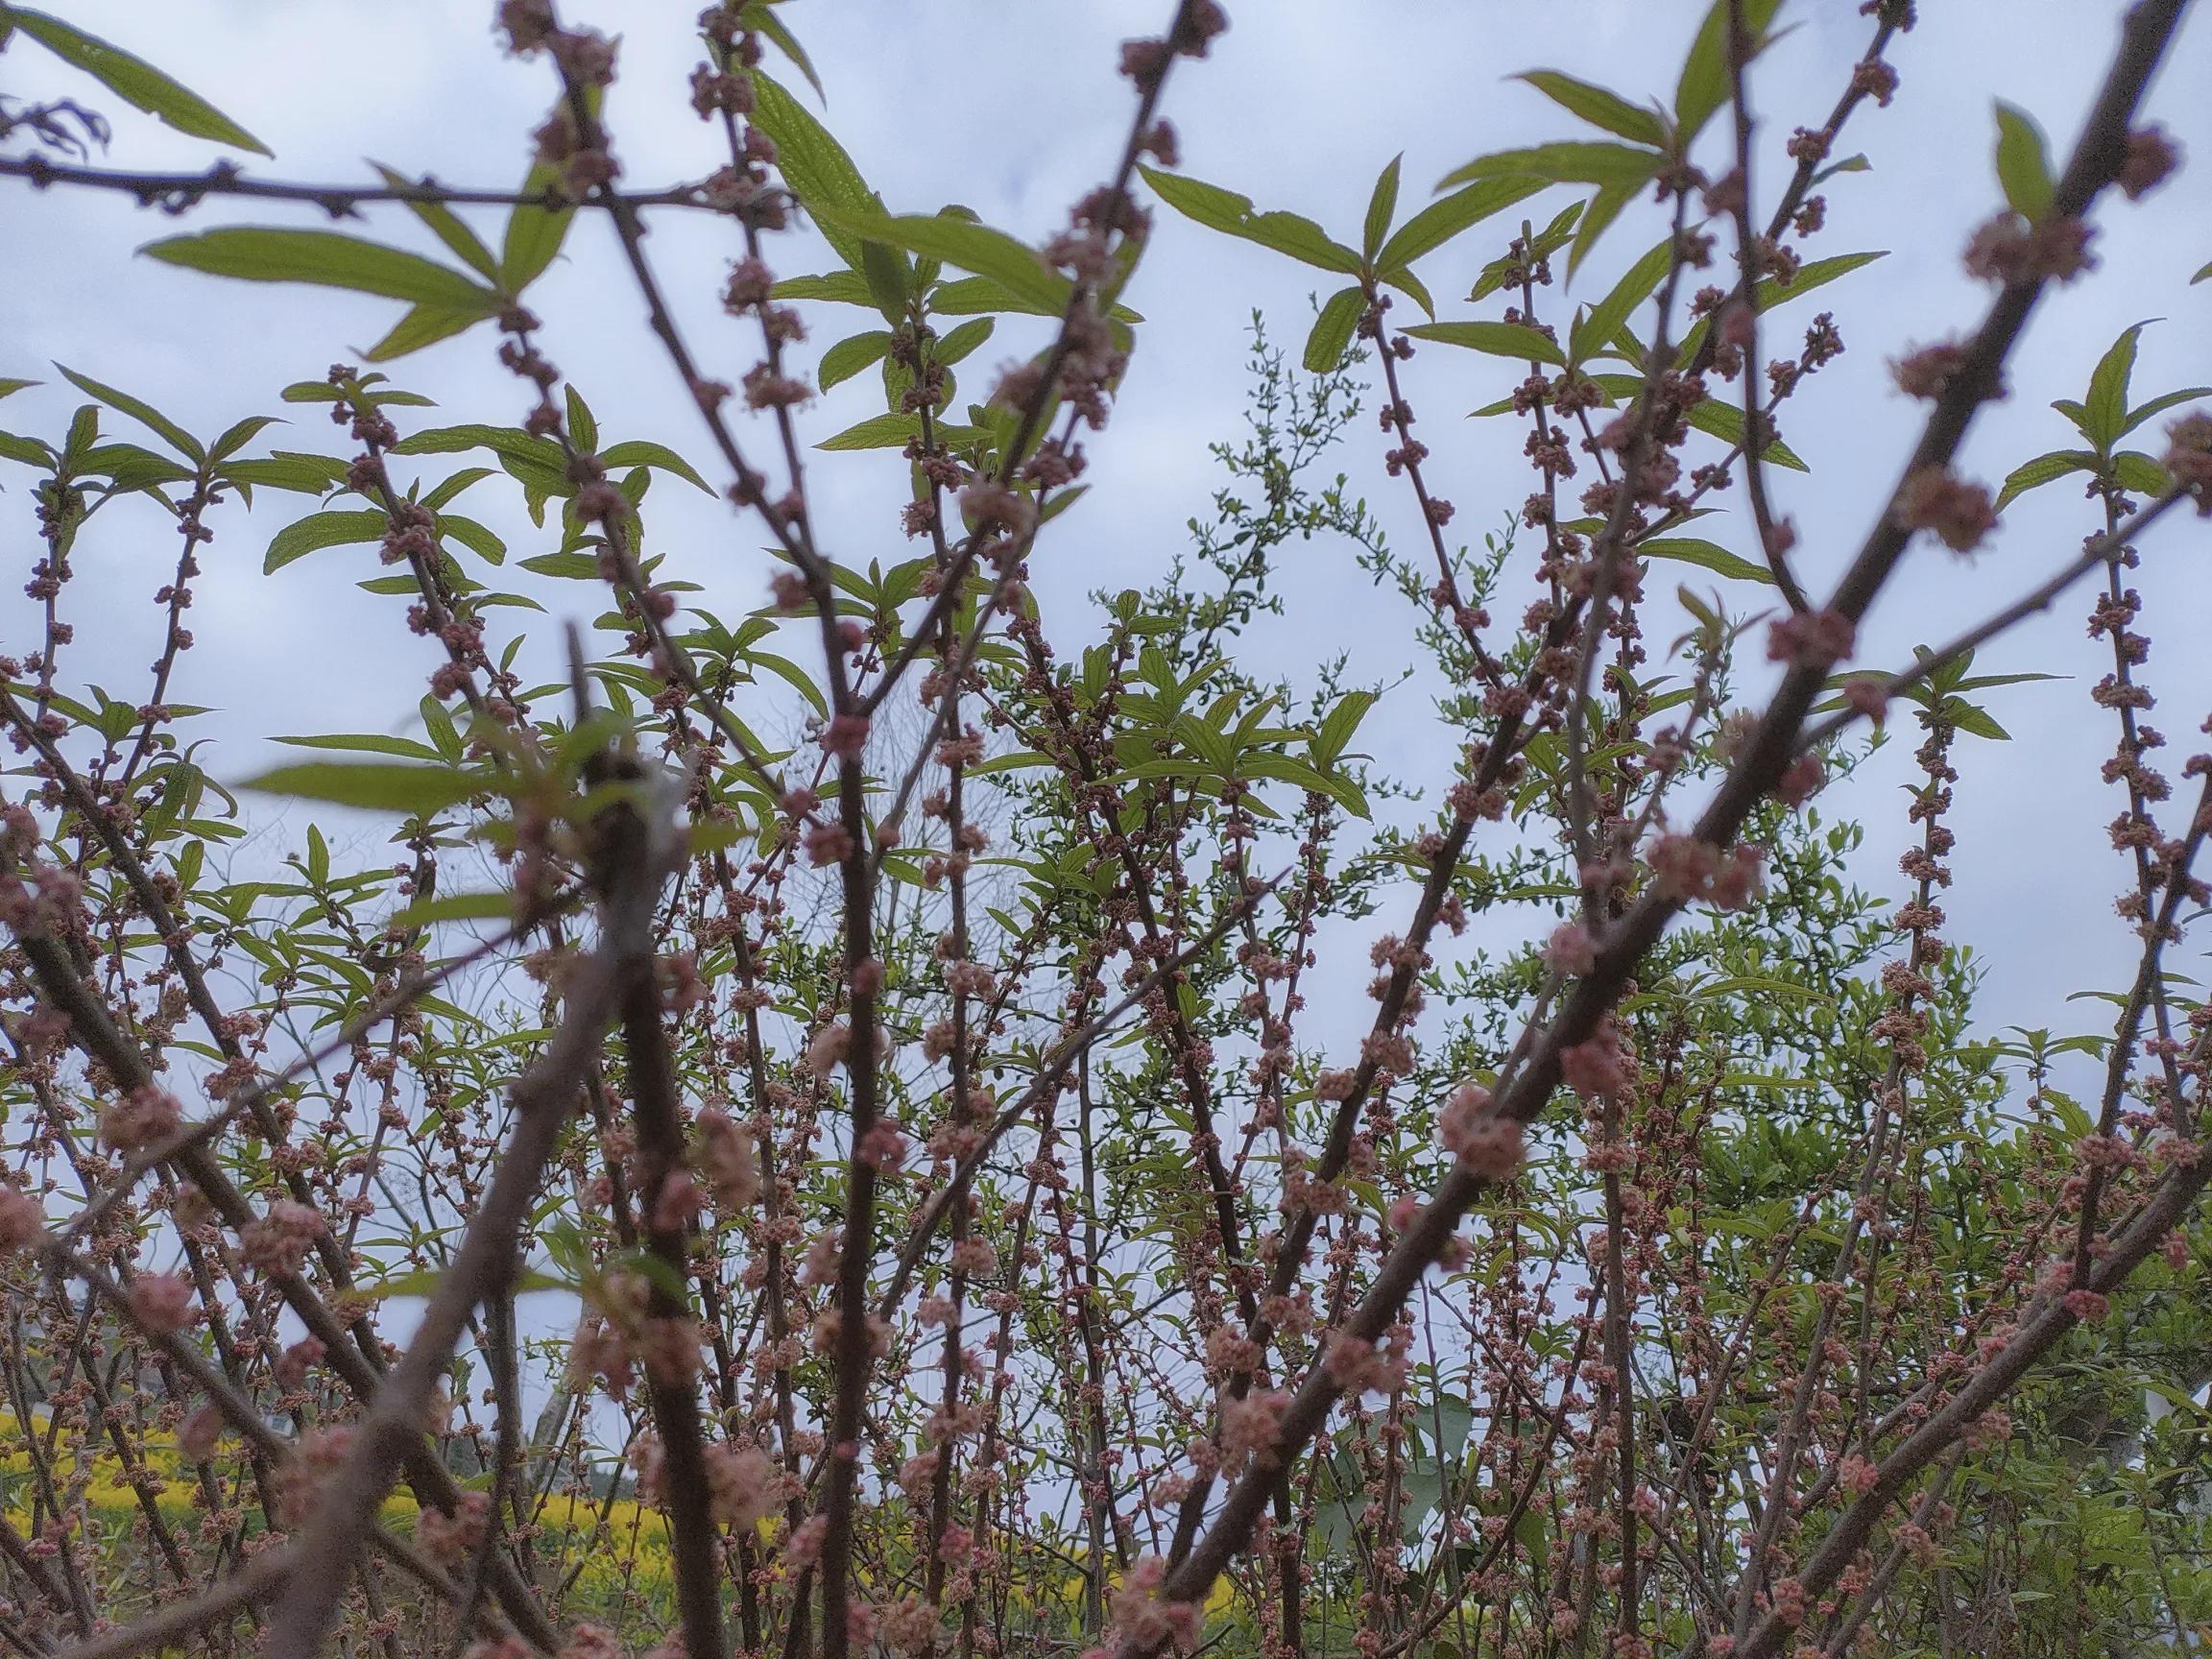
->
[1377,176,1545,272]
[5,8,271,155]
[1675,0,1784,140]
[1439,141,1661,192]
[244,760,492,814]
[54,365,202,461]
[1993,101,2055,221]
[2119,387,2212,439]
[2081,323,2150,451]
[1405,321,1564,367]
[1993,448,2097,511]
[1137,164,1361,275]
[1516,71,1668,147]
[1304,287,1366,373]
[143,228,502,311]
[1363,155,1403,260]
[1570,237,1671,366]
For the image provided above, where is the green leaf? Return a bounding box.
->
[599,440,714,493]
[817,412,985,452]
[1566,180,1639,285]
[0,430,58,469]
[1312,689,1379,767]
[1637,537,1775,585]
[931,317,995,365]
[1304,287,1366,373]
[1678,250,1887,360]
[222,451,349,494]
[1681,391,1808,469]
[2118,387,2212,439]
[0,378,39,401]
[1993,101,2055,221]
[1993,448,2096,511]
[1675,0,1784,141]
[438,514,504,565]
[366,303,493,362]
[815,205,1070,314]
[392,891,517,928]
[272,733,444,761]
[500,156,574,294]
[2109,450,2171,498]
[821,330,893,392]
[743,2,824,101]
[1380,264,1435,319]
[208,415,279,463]
[1363,154,1403,260]
[2081,323,2152,452]
[243,760,491,815]
[4,7,271,155]
[1378,177,1545,272]
[84,442,192,492]
[753,69,878,268]
[564,384,598,453]
[2194,257,2212,285]
[372,163,499,281]
[774,270,876,306]
[857,238,912,321]
[1137,164,1362,275]
[1405,320,1564,367]
[1438,141,1661,192]
[53,365,203,462]
[141,228,503,312]
[1516,71,1669,147]
[264,509,386,574]
[1571,236,1671,366]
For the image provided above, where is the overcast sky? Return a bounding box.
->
[7,0,2212,1068]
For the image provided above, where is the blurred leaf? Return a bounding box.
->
[142,228,502,313]
[739,1,823,101]
[3,6,271,155]
[372,163,499,281]
[366,302,493,362]
[1675,0,1784,140]
[244,760,491,814]
[1993,101,2055,221]
[500,155,574,294]
[753,69,878,268]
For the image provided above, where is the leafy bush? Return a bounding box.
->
[3,3,2212,1658]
